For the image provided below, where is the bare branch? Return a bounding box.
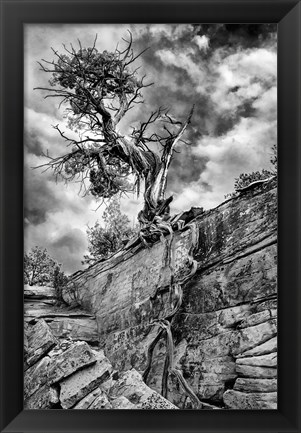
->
[35,35,194,224]
[157,105,194,201]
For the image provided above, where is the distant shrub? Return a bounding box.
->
[225,145,277,199]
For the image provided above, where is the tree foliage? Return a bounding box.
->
[24,246,60,286]
[225,144,277,198]
[83,197,137,265]
[36,33,193,232]
[53,265,69,303]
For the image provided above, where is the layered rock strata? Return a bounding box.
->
[24,285,99,344]
[24,318,177,410]
[62,179,277,409]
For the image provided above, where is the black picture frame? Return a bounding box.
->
[0,1,300,432]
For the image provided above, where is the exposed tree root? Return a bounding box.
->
[142,222,202,409]
[142,327,164,383]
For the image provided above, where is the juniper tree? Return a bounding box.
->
[35,33,193,242]
[34,34,209,407]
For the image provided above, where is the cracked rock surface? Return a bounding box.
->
[62,179,277,409]
[24,179,277,410]
[24,318,177,409]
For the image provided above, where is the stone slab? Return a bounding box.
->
[24,341,96,398]
[236,336,277,358]
[24,319,57,369]
[234,378,277,393]
[236,353,277,368]
[47,341,96,384]
[59,351,112,409]
[236,364,277,379]
[223,389,277,409]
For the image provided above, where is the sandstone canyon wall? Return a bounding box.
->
[24,287,177,409]
[61,178,277,409]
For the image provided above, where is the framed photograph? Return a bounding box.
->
[1,1,300,432]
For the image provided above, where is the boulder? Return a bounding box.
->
[59,351,112,409]
[24,356,50,399]
[24,319,57,369]
[234,378,277,393]
[47,341,96,384]
[223,389,277,409]
[110,369,178,409]
[24,341,96,398]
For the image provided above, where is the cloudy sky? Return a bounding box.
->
[24,24,277,273]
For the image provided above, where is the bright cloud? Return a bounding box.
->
[172,116,277,213]
[193,35,210,52]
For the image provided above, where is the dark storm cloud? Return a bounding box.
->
[236,100,257,119]
[213,101,257,136]
[131,25,201,108]
[24,130,44,156]
[133,25,194,57]
[166,150,209,196]
[193,24,277,53]
[48,229,87,273]
[131,23,277,144]
[117,29,214,163]
[24,164,60,225]
[118,23,277,212]
[24,158,92,226]
[212,114,237,137]
[51,230,86,254]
